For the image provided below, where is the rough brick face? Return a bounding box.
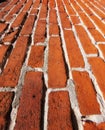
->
[14,72,44,130]
[72,71,100,115]
[48,37,67,88]
[28,45,45,68]
[48,92,73,130]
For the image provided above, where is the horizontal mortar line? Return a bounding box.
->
[86,54,98,57]
[47,87,68,92]
[0,87,16,92]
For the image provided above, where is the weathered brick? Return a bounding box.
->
[0,23,7,34]
[63,0,76,15]
[98,44,105,59]
[88,28,105,42]
[48,91,73,130]
[0,92,14,130]
[34,20,46,44]
[5,2,23,22]
[11,12,26,28]
[71,16,80,25]
[49,24,59,35]
[14,72,44,130]
[39,4,47,19]
[48,37,67,88]
[2,29,18,43]
[28,45,45,68]
[84,122,105,130]
[60,12,72,29]
[79,13,95,29]
[49,9,57,24]
[0,36,29,87]
[72,71,100,115]
[90,15,105,35]
[22,0,33,12]
[88,57,105,99]
[64,30,84,67]
[21,15,36,35]
[75,25,98,54]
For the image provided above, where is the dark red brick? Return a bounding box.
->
[14,72,44,130]
[48,92,73,130]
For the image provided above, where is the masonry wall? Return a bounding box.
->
[0,0,105,130]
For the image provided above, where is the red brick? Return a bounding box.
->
[0,36,29,87]
[39,4,47,19]
[11,12,27,28]
[49,9,57,24]
[75,25,98,54]
[72,71,100,115]
[22,0,33,12]
[48,37,67,88]
[98,44,105,59]
[28,46,45,68]
[79,13,95,29]
[63,0,76,15]
[64,30,84,67]
[88,28,105,42]
[30,8,38,15]
[0,45,9,68]
[71,16,80,25]
[34,20,46,44]
[14,72,43,130]
[60,12,72,29]
[90,15,105,35]
[0,23,8,34]
[49,24,59,35]
[21,15,36,35]
[84,122,105,130]
[71,0,83,12]
[88,57,105,99]
[5,2,23,22]
[33,0,40,8]
[48,91,73,130]
[2,29,18,43]
[0,92,14,129]
[49,0,56,9]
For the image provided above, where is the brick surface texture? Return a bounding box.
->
[0,0,105,130]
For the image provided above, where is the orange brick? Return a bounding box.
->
[88,28,105,42]
[88,57,105,99]
[30,8,38,15]
[49,9,57,24]
[90,15,105,34]
[49,24,59,35]
[48,92,73,130]
[84,122,105,130]
[5,2,23,22]
[63,0,76,15]
[79,13,95,29]
[98,44,105,59]
[71,16,80,25]
[49,0,56,9]
[64,30,84,67]
[60,12,72,29]
[0,36,29,87]
[14,72,44,130]
[75,25,98,54]
[11,12,27,28]
[0,92,14,129]
[34,20,46,44]
[72,71,100,115]
[22,0,33,12]
[33,0,40,8]
[71,0,82,12]
[21,15,36,35]
[48,37,67,88]
[28,46,45,68]
[2,29,18,43]
[0,23,8,34]
[39,4,47,19]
